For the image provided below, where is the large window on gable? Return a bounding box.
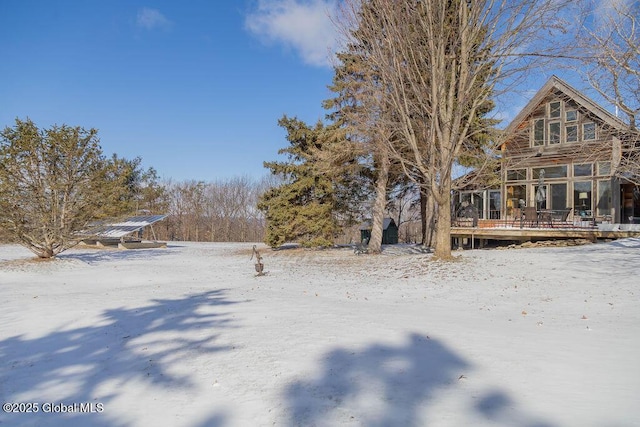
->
[583,122,596,140]
[533,119,545,146]
[549,122,561,144]
[549,101,561,118]
[566,124,578,142]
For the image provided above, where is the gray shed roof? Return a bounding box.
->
[359,217,397,231]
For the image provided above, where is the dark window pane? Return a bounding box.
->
[583,123,596,140]
[472,192,484,219]
[551,183,567,209]
[535,185,547,209]
[507,169,526,181]
[574,181,593,216]
[549,122,561,144]
[489,191,501,219]
[597,180,612,216]
[533,166,567,179]
[574,163,593,177]
[598,161,611,175]
[534,119,544,145]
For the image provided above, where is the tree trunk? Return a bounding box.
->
[433,188,452,259]
[368,150,390,254]
[420,187,427,245]
[421,188,437,248]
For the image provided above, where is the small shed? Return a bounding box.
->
[359,217,399,244]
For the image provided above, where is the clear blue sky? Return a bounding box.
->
[0,1,614,183]
[0,1,339,182]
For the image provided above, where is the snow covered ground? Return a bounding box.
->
[1,239,639,427]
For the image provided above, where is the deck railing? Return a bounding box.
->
[452,217,597,229]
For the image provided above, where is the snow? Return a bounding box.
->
[1,240,639,427]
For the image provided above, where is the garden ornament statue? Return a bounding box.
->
[251,245,265,276]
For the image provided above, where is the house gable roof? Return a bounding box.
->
[502,75,627,140]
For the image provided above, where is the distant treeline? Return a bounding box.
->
[0,172,426,245]
[0,168,271,246]
[143,176,271,243]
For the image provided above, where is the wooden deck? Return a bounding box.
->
[451,219,640,244]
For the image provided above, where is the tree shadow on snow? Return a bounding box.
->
[285,333,555,427]
[0,289,237,427]
[539,238,640,280]
[58,248,172,265]
[475,391,554,427]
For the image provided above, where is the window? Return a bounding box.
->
[460,192,471,205]
[598,161,611,176]
[489,191,501,219]
[566,125,578,142]
[458,192,484,219]
[506,185,526,217]
[583,122,596,140]
[549,122,561,144]
[534,185,547,209]
[573,163,593,177]
[472,192,484,219]
[549,101,561,118]
[597,180,612,216]
[533,119,545,146]
[507,169,526,181]
[533,165,567,179]
[551,183,567,210]
[574,181,592,216]
[566,110,577,122]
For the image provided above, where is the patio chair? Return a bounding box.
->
[512,207,523,226]
[558,208,572,227]
[522,206,539,228]
[538,210,553,228]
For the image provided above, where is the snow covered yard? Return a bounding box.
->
[1,240,639,427]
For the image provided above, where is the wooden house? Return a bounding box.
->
[455,76,640,224]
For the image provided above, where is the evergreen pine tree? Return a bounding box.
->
[258,116,345,248]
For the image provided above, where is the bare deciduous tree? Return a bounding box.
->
[158,176,266,243]
[338,0,570,259]
[576,0,640,184]
[206,176,263,242]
